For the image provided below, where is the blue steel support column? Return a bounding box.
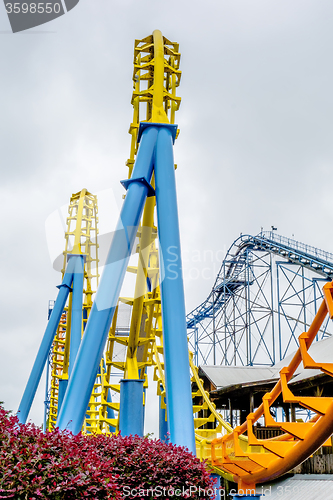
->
[69,255,84,376]
[43,351,50,432]
[159,395,168,442]
[17,258,75,424]
[57,126,158,434]
[57,379,68,414]
[210,474,220,500]
[106,389,116,432]
[154,126,196,454]
[119,379,144,436]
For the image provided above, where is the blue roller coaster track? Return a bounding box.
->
[187,231,333,367]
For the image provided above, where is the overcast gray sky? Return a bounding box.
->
[1,0,333,432]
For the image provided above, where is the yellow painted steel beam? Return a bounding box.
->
[125,195,155,379]
[131,31,181,128]
[53,33,333,493]
[71,188,86,255]
[48,189,99,431]
[61,293,72,378]
[152,30,169,124]
[80,33,235,475]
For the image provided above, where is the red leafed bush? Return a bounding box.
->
[0,405,120,499]
[0,404,215,499]
[90,433,216,499]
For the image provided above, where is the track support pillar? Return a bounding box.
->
[57,378,68,413]
[69,255,84,376]
[56,125,157,434]
[119,379,144,437]
[17,257,76,424]
[210,474,220,499]
[159,393,168,442]
[154,125,196,454]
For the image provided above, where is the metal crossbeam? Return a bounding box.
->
[187,232,333,366]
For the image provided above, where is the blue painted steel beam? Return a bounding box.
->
[69,255,84,376]
[159,395,168,442]
[210,474,220,500]
[186,232,333,329]
[43,352,50,432]
[119,379,144,436]
[154,126,196,454]
[17,257,76,424]
[106,388,116,433]
[56,126,158,433]
[57,379,68,414]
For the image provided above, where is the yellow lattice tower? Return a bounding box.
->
[83,31,181,435]
[48,189,99,431]
[85,34,235,463]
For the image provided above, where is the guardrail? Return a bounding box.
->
[259,231,333,265]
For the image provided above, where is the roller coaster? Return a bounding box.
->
[187,232,333,367]
[17,31,333,499]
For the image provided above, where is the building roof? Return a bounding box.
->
[199,335,333,393]
[274,334,333,385]
[199,365,278,390]
[256,475,333,500]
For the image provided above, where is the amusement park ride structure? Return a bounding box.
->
[17,31,333,499]
[187,232,333,367]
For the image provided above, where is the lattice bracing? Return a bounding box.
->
[187,232,333,367]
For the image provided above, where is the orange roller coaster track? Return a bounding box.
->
[212,281,333,491]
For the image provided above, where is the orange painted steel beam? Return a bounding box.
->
[212,283,333,490]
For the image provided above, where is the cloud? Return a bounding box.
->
[1,0,333,430]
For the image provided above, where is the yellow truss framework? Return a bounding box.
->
[46,31,333,492]
[45,31,233,482]
[83,31,233,483]
[48,189,99,430]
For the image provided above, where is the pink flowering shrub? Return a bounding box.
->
[0,405,120,499]
[91,433,216,499]
[0,405,215,499]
